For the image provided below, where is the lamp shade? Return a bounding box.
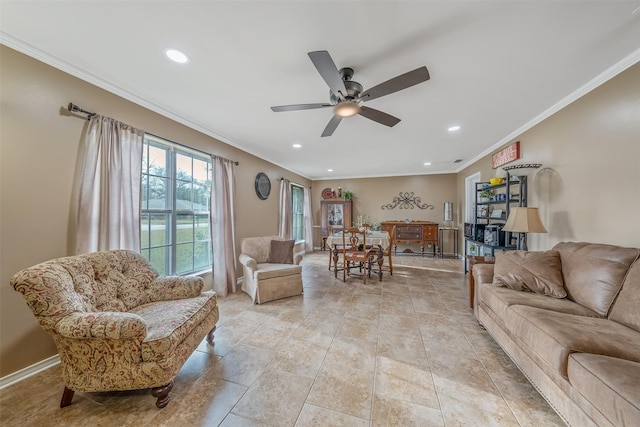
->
[503,207,547,233]
[444,202,453,222]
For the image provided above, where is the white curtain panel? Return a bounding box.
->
[76,115,144,254]
[279,178,292,239]
[210,156,237,296]
[303,186,314,252]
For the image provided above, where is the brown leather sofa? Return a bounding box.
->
[474,242,640,426]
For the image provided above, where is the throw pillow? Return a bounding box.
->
[492,250,566,298]
[268,239,295,264]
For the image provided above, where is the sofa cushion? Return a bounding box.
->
[131,291,217,362]
[568,353,640,426]
[505,305,640,377]
[553,242,640,316]
[480,284,598,321]
[254,263,302,280]
[492,250,566,298]
[609,259,640,333]
[268,239,295,264]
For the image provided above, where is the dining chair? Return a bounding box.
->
[328,225,351,271]
[334,227,376,284]
[362,223,392,276]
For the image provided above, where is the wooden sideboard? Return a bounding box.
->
[381,221,439,256]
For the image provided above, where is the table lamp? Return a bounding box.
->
[502,207,547,250]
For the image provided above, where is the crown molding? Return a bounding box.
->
[456,48,640,174]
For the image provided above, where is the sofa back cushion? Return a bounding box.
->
[86,250,158,310]
[609,259,640,332]
[492,250,566,298]
[241,236,283,263]
[553,242,640,317]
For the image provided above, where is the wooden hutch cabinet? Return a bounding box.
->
[320,199,352,241]
[381,220,439,256]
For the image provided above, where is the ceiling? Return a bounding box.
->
[2,1,639,180]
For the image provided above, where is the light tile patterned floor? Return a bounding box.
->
[0,251,565,426]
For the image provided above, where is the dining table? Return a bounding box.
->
[325,230,391,277]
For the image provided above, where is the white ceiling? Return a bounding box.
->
[2,1,639,180]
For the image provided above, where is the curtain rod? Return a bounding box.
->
[67,102,239,166]
[68,102,96,118]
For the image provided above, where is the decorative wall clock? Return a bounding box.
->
[255,172,271,200]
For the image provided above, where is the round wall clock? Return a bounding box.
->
[254,172,271,200]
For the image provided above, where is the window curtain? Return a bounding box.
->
[210,156,237,296]
[279,178,292,239]
[303,186,313,252]
[76,115,144,254]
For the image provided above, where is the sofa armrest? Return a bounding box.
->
[55,312,147,340]
[473,263,495,287]
[147,276,204,302]
[239,253,257,271]
[293,240,305,265]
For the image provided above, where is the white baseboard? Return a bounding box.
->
[0,355,60,390]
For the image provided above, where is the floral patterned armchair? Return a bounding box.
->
[10,250,218,408]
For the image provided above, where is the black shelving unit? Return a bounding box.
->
[464,172,528,271]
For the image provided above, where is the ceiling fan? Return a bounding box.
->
[271,50,430,137]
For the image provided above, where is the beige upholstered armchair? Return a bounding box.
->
[239,236,305,304]
[10,250,219,409]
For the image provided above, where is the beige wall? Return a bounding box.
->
[312,175,458,251]
[1,44,638,378]
[456,62,640,252]
[0,46,309,376]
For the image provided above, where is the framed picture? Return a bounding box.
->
[491,209,503,218]
[478,205,490,218]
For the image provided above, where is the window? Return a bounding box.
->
[291,184,304,241]
[140,135,212,276]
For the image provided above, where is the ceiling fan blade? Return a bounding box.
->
[308,50,347,99]
[358,106,401,127]
[321,115,342,137]
[271,103,332,112]
[359,66,430,102]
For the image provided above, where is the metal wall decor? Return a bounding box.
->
[381,192,434,210]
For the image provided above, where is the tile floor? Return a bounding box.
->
[0,251,565,426]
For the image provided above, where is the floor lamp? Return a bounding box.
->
[502,207,547,250]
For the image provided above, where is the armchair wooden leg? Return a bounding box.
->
[60,387,75,408]
[206,326,217,343]
[151,381,174,408]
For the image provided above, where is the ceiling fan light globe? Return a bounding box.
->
[334,102,360,117]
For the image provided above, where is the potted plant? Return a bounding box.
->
[342,190,354,200]
[479,189,492,202]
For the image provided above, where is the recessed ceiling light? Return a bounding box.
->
[448,125,461,132]
[292,143,302,148]
[165,49,189,64]
[424,162,432,166]
[327,169,333,172]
